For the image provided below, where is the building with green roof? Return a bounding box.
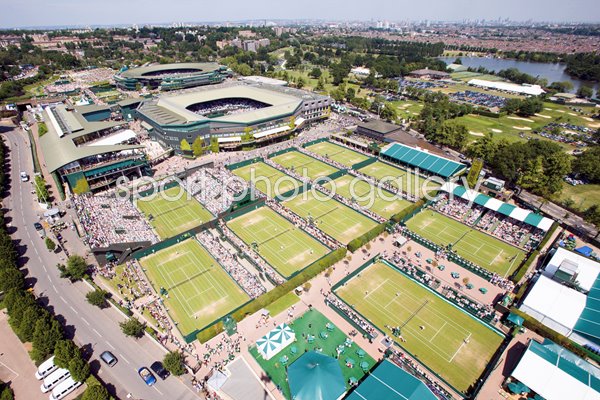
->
[346,359,438,400]
[380,142,467,179]
[287,352,346,400]
[114,62,231,91]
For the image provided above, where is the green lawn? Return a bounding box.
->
[358,161,439,198]
[136,186,214,239]
[232,161,301,198]
[139,239,249,337]
[325,175,412,219]
[406,210,525,276]
[305,141,370,167]
[390,100,425,120]
[227,206,330,278]
[336,261,504,393]
[250,309,375,399]
[265,292,300,317]
[283,190,378,244]
[272,151,339,181]
[555,183,600,211]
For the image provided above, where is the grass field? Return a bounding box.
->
[283,190,378,244]
[324,175,412,219]
[139,239,249,337]
[358,161,439,198]
[227,207,330,277]
[232,161,301,198]
[136,186,214,239]
[305,141,370,167]
[555,183,600,211]
[406,210,525,276]
[271,151,339,180]
[390,100,424,120]
[336,261,504,393]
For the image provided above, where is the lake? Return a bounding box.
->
[439,56,599,93]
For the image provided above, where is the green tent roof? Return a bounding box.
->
[288,352,346,400]
[507,312,525,326]
[574,275,600,344]
[346,359,437,400]
[381,143,466,178]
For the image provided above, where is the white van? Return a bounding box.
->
[49,377,81,400]
[40,368,70,393]
[35,356,57,380]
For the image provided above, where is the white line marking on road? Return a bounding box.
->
[93,328,101,337]
[52,284,57,292]
[69,306,78,315]
[81,317,90,326]
[153,387,163,395]
[119,354,130,364]
[60,296,67,303]
[42,265,47,272]
[107,342,115,350]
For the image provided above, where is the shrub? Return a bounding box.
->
[347,223,386,253]
[86,289,109,308]
[163,351,186,376]
[119,318,145,338]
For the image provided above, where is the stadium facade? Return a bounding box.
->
[135,83,331,154]
[114,62,231,91]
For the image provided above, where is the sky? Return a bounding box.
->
[1,0,599,28]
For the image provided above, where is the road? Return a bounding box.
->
[2,122,199,400]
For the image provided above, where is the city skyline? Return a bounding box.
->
[1,0,600,29]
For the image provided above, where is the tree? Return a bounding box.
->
[31,317,63,363]
[573,147,600,183]
[0,385,13,400]
[345,87,356,102]
[577,85,594,99]
[72,178,90,195]
[454,58,462,65]
[86,289,109,308]
[330,88,345,102]
[61,255,87,281]
[16,305,43,342]
[45,237,56,252]
[120,318,145,338]
[180,139,191,153]
[379,102,397,122]
[296,77,306,89]
[163,351,186,376]
[38,122,48,137]
[467,159,484,188]
[0,268,24,292]
[82,385,109,400]
[315,76,325,91]
[54,340,79,369]
[34,176,49,204]
[68,355,90,382]
[209,137,219,153]
[191,136,203,157]
[309,67,322,79]
[584,205,600,229]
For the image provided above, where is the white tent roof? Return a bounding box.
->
[510,207,531,222]
[295,117,305,127]
[218,136,242,143]
[253,125,289,139]
[512,340,600,400]
[89,129,137,146]
[485,197,504,211]
[256,323,296,360]
[544,247,600,292]
[521,275,586,331]
[207,369,228,391]
[468,79,545,96]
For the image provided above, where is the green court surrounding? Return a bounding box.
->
[406,210,525,276]
[136,186,214,239]
[324,174,412,219]
[232,161,301,198]
[227,207,330,277]
[139,239,249,337]
[305,141,369,167]
[250,309,375,399]
[272,150,339,180]
[283,190,378,244]
[336,261,503,393]
[358,161,439,197]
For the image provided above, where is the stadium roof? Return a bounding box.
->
[511,339,600,400]
[440,182,554,231]
[40,105,142,172]
[288,352,345,400]
[468,79,545,96]
[381,142,466,178]
[139,85,305,126]
[346,359,437,400]
[358,119,402,135]
[116,62,222,80]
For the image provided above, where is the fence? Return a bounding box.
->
[351,157,377,171]
[301,137,329,148]
[226,157,263,171]
[268,147,297,159]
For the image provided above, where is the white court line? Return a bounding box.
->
[365,279,389,299]
[449,333,472,362]
[0,360,19,380]
[430,321,446,342]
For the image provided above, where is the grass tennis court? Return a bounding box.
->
[305,141,370,167]
[358,161,439,197]
[283,190,378,244]
[406,210,525,276]
[136,186,214,239]
[232,161,301,198]
[227,207,330,277]
[271,150,339,180]
[336,261,503,393]
[324,174,412,219]
[139,239,249,337]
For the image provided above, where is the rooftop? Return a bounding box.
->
[358,119,402,135]
[116,62,222,80]
[381,142,467,178]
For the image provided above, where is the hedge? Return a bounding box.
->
[473,109,505,118]
[509,307,600,364]
[196,321,224,343]
[511,250,538,283]
[538,222,559,250]
[391,198,426,223]
[347,223,386,253]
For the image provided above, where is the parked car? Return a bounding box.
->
[33,222,43,231]
[20,172,29,182]
[138,367,156,386]
[150,361,170,380]
[100,351,117,367]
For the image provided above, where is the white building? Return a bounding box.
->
[467,79,545,96]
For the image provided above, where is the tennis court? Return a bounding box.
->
[232,161,302,199]
[305,141,370,167]
[227,206,330,277]
[406,210,525,276]
[139,239,249,337]
[271,150,339,180]
[336,261,503,393]
[324,174,412,219]
[358,161,439,197]
[136,185,214,239]
[283,190,378,244]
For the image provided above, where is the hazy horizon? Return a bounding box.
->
[1,0,600,29]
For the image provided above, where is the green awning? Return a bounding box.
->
[497,203,517,216]
[507,312,524,326]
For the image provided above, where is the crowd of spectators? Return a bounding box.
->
[449,90,507,109]
[196,230,266,298]
[73,193,158,248]
[433,193,483,225]
[441,285,495,322]
[187,167,249,215]
[325,293,378,339]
